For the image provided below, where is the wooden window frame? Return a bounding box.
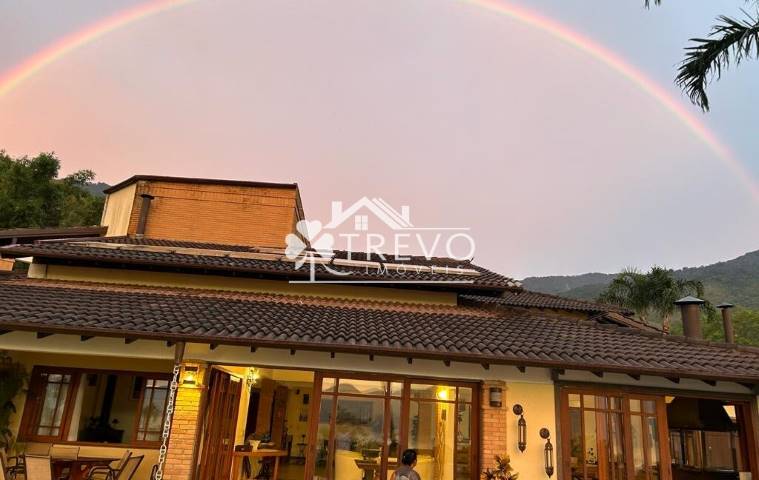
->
[304,370,480,480]
[559,386,672,480]
[557,382,759,480]
[19,365,171,448]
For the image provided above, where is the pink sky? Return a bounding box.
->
[1,0,757,278]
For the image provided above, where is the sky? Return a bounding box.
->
[1,0,758,278]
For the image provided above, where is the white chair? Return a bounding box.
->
[23,455,53,480]
[86,450,131,480]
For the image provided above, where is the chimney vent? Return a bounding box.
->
[674,296,705,339]
[716,303,735,344]
[136,194,155,237]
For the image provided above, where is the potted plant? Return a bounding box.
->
[0,351,27,466]
[483,454,519,480]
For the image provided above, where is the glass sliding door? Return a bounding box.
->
[407,384,474,480]
[561,389,670,480]
[308,375,478,480]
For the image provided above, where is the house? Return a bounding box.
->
[326,198,412,231]
[0,175,757,480]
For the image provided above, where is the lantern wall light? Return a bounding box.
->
[512,404,527,452]
[489,387,503,407]
[246,367,261,387]
[181,364,200,386]
[540,427,554,478]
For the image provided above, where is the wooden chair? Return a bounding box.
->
[86,450,131,480]
[23,455,53,480]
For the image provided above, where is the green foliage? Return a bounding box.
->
[673,307,759,346]
[0,351,27,452]
[598,266,709,330]
[483,454,519,480]
[732,308,759,345]
[0,151,104,229]
[645,1,759,111]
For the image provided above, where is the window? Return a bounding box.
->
[354,215,369,231]
[27,372,74,439]
[20,367,170,446]
[310,375,478,480]
[562,389,665,480]
[136,378,170,442]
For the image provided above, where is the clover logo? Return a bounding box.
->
[285,220,335,269]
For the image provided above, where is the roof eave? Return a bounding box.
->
[2,322,757,385]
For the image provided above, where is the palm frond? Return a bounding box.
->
[677,11,759,111]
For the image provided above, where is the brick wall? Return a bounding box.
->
[163,384,204,480]
[125,180,300,247]
[480,380,509,470]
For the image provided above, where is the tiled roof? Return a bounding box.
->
[0,226,106,238]
[463,291,633,315]
[0,236,519,292]
[462,291,657,331]
[0,277,757,382]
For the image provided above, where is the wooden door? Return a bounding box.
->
[197,369,243,480]
[560,388,672,480]
[270,385,289,448]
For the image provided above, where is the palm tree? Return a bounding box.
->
[646,1,759,111]
[598,266,707,332]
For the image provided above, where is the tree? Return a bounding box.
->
[598,266,711,332]
[0,151,104,229]
[646,1,759,111]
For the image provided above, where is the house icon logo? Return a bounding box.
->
[284,197,476,283]
[326,197,412,231]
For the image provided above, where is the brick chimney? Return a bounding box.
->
[674,296,705,339]
[135,194,155,237]
[716,303,736,344]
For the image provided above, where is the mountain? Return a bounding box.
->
[82,182,110,197]
[522,249,759,309]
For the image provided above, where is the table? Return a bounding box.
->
[231,449,287,480]
[51,456,119,480]
[354,459,380,480]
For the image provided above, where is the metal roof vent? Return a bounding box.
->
[674,296,705,339]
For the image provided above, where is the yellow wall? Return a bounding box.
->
[6,351,172,480]
[502,382,558,480]
[41,264,458,305]
[284,383,313,451]
[101,183,137,237]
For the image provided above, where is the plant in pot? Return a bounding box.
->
[0,351,27,455]
[483,454,519,480]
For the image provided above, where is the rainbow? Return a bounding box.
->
[0,0,197,98]
[1,0,757,203]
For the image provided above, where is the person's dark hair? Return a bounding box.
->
[401,449,417,466]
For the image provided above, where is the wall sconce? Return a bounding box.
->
[489,387,503,407]
[246,367,261,387]
[181,364,200,386]
[436,387,450,401]
[513,404,527,452]
[540,428,554,478]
